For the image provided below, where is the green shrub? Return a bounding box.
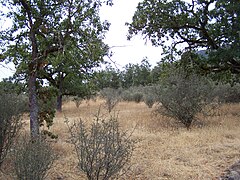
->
[121,90,133,102]
[142,86,157,108]
[66,111,135,180]
[131,92,143,103]
[0,93,25,167]
[143,94,155,108]
[213,83,240,103]
[121,87,144,103]
[12,136,56,180]
[157,70,214,129]
[100,88,121,113]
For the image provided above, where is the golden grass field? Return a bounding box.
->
[2,99,240,179]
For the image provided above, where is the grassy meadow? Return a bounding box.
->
[2,98,240,179]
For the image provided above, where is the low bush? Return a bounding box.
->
[156,69,214,129]
[100,88,122,113]
[142,86,157,108]
[143,94,155,108]
[0,93,25,167]
[131,92,143,103]
[66,111,135,180]
[121,90,133,102]
[213,83,240,103]
[121,87,144,103]
[12,136,56,180]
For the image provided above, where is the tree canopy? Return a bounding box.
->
[122,58,152,88]
[127,0,240,73]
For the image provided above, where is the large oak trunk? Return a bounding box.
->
[29,72,39,138]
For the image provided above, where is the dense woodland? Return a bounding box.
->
[0,0,239,179]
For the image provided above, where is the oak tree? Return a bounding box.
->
[0,0,112,137]
[127,0,240,73]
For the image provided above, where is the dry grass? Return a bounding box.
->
[2,100,240,179]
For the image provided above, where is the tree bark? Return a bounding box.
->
[29,71,39,138]
[56,74,64,112]
[56,93,63,112]
[28,37,40,138]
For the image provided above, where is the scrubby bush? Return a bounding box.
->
[121,89,133,102]
[143,94,155,108]
[213,83,240,103]
[131,92,143,103]
[100,88,122,113]
[12,136,56,180]
[66,112,135,180]
[142,86,158,108]
[156,69,214,129]
[121,87,144,103]
[0,93,25,167]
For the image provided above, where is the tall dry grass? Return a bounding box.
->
[2,99,240,179]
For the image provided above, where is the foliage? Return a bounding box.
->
[127,0,240,73]
[121,87,144,103]
[100,88,122,113]
[151,62,168,84]
[156,68,214,129]
[131,92,143,103]
[213,83,240,104]
[12,136,56,180]
[143,94,155,108]
[66,111,135,180]
[62,73,98,99]
[0,0,112,77]
[37,86,58,129]
[92,59,154,90]
[0,93,25,167]
[142,86,157,108]
[93,66,122,90]
[122,59,152,88]
[121,90,132,102]
[0,80,25,95]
